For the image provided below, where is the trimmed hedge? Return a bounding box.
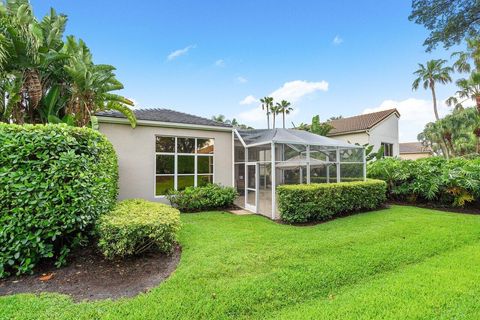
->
[167,184,237,212]
[277,180,387,223]
[97,199,181,259]
[367,157,480,207]
[0,124,118,277]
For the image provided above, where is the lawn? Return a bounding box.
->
[2,205,480,319]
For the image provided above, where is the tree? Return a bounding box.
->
[412,59,453,120]
[0,1,136,127]
[211,114,253,129]
[452,37,480,73]
[270,104,280,129]
[275,100,293,128]
[260,96,273,129]
[295,115,333,136]
[409,0,480,51]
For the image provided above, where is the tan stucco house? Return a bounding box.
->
[399,142,433,160]
[327,109,400,157]
[98,108,365,219]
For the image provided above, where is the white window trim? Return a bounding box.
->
[154,135,215,197]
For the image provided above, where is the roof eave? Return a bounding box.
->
[97,116,233,132]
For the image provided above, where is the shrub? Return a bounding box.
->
[367,157,480,207]
[277,180,387,223]
[167,184,237,212]
[0,124,118,278]
[97,199,181,259]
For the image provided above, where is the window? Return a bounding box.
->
[381,142,393,157]
[155,136,214,196]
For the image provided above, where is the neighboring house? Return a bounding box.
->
[399,142,433,160]
[327,109,400,157]
[98,108,364,219]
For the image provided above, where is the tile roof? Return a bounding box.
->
[327,109,400,135]
[96,108,232,128]
[399,142,433,154]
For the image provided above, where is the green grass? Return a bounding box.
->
[2,205,480,319]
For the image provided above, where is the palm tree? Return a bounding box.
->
[275,100,293,128]
[452,37,480,73]
[62,36,136,127]
[446,72,480,152]
[412,59,453,120]
[270,105,280,129]
[260,96,273,129]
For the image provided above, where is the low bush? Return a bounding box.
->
[277,180,387,223]
[0,124,118,278]
[167,184,237,212]
[97,199,181,259]
[367,157,480,207]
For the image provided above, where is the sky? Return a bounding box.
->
[31,0,470,142]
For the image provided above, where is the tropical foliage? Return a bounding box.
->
[211,114,253,129]
[368,157,480,208]
[409,0,480,51]
[296,114,333,136]
[0,0,136,127]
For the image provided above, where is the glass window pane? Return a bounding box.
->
[247,165,256,189]
[156,155,174,174]
[234,142,245,162]
[197,138,214,154]
[197,156,213,174]
[177,175,195,191]
[275,144,307,162]
[178,155,195,174]
[310,146,336,162]
[156,136,175,153]
[156,176,174,195]
[177,137,196,153]
[198,175,213,187]
[235,164,245,194]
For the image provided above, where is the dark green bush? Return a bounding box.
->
[367,157,480,207]
[167,184,237,212]
[277,180,387,223]
[0,124,118,277]
[97,199,181,259]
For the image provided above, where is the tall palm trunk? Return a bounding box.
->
[283,111,286,128]
[266,108,270,129]
[272,112,276,129]
[430,81,440,120]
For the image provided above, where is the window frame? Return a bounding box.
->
[154,135,215,197]
[381,142,394,157]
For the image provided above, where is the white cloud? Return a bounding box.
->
[237,80,328,127]
[269,80,329,103]
[333,35,343,45]
[236,76,248,83]
[239,95,258,105]
[363,98,450,142]
[215,59,226,67]
[167,45,196,61]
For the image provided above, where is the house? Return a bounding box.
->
[399,142,433,160]
[98,108,365,219]
[327,109,400,157]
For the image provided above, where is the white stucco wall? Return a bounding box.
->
[329,114,400,157]
[99,122,233,202]
[368,114,400,157]
[329,132,370,146]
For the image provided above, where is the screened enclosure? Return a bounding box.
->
[234,129,366,219]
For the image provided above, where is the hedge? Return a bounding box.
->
[367,157,480,207]
[167,184,237,212]
[277,180,387,223]
[97,199,181,259]
[0,124,118,277]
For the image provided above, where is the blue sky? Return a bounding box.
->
[32,0,467,141]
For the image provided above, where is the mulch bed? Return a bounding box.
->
[388,201,480,215]
[0,245,181,302]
